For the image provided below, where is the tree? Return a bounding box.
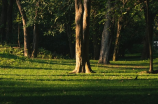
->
[98,0,113,64]
[16,0,31,57]
[72,0,94,73]
[31,1,40,58]
[145,0,154,72]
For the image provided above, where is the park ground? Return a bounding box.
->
[0,53,158,104]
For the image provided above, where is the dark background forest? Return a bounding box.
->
[0,0,158,61]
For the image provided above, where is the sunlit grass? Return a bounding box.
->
[0,53,158,104]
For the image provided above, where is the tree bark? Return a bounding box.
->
[0,0,8,43]
[145,0,154,72]
[32,23,38,58]
[82,0,93,73]
[32,2,39,58]
[113,18,122,61]
[6,0,15,43]
[16,0,30,57]
[72,0,93,73]
[72,0,84,73]
[98,0,112,64]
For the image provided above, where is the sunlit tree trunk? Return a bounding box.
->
[72,0,83,73]
[72,0,93,73]
[0,0,8,43]
[98,0,112,64]
[16,0,30,57]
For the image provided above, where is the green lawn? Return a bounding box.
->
[0,53,158,104]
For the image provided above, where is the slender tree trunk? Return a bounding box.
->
[16,0,30,57]
[18,23,21,47]
[141,6,149,60]
[113,18,122,61]
[72,0,93,73]
[32,2,39,58]
[32,24,38,58]
[145,0,154,72]
[98,0,112,64]
[0,0,8,43]
[6,0,15,43]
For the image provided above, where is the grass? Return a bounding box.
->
[0,53,158,104]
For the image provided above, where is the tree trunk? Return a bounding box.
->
[98,0,112,64]
[32,2,39,58]
[72,0,84,73]
[6,0,15,43]
[32,24,38,58]
[145,0,154,73]
[82,0,93,73]
[18,23,21,47]
[113,19,122,61]
[72,0,93,73]
[16,0,30,57]
[0,0,8,43]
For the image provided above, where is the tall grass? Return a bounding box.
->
[0,51,158,104]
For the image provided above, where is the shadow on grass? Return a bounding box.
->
[0,79,158,104]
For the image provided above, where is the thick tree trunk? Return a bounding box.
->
[98,0,112,64]
[113,19,122,61]
[0,0,8,43]
[72,0,84,73]
[82,0,93,73]
[72,0,93,73]
[16,0,30,57]
[145,0,154,73]
[6,0,14,43]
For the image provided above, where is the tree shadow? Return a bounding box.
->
[0,78,158,104]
